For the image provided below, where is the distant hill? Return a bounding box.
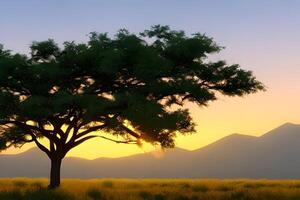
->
[1,123,300,179]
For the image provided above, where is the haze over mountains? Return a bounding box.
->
[1,123,300,179]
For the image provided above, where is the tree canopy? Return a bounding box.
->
[0,25,264,188]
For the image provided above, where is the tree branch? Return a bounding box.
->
[68,135,138,149]
[0,120,60,144]
[27,131,51,158]
[120,124,141,138]
[96,136,138,144]
[75,124,107,139]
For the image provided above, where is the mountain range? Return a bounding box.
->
[1,123,300,179]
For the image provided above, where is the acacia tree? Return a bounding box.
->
[0,25,264,188]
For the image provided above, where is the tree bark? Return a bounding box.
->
[48,157,62,189]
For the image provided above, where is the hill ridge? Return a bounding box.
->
[1,122,300,179]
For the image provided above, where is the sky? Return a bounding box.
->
[0,0,300,159]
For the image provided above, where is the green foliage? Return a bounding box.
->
[0,44,13,59]
[30,39,60,62]
[0,126,30,151]
[0,25,264,157]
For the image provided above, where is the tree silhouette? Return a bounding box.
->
[0,25,264,188]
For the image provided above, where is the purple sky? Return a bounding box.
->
[1,0,300,157]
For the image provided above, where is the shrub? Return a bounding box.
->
[175,194,191,200]
[102,181,114,188]
[230,190,253,200]
[192,184,209,193]
[139,191,152,200]
[243,182,266,189]
[216,185,232,192]
[86,188,106,200]
[0,189,74,200]
[24,189,74,200]
[0,190,23,200]
[30,182,44,190]
[154,193,167,200]
[13,181,28,187]
[180,183,191,189]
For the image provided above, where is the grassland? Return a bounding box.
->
[1,179,300,200]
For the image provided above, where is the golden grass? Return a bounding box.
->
[1,178,300,200]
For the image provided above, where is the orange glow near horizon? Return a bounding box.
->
[2,79,300,159]
[1,0,300,161]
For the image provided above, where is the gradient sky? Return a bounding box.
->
[1,0,300,159]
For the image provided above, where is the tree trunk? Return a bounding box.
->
[48,157,62,189]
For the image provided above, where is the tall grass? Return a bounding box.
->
[1,178,300,200]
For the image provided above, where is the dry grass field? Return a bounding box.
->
[1,178,300,200]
